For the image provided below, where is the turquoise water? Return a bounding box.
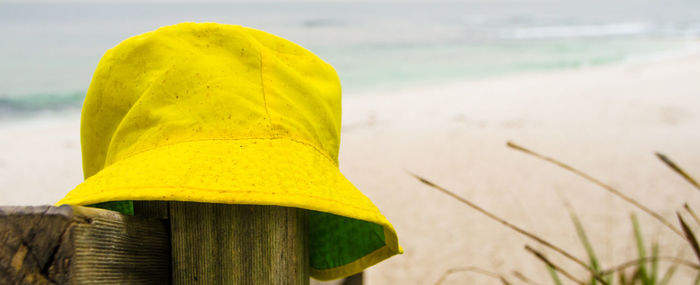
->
[1,1,699,118]
[316,37,695,91]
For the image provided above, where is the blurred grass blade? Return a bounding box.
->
[569,209,601,285]
[695,272,700,285]
[409,171,609,285]
[678,212,700,264]
[525,245,586,285]
[658,264,677,285]
[434,267,510,285]
[655,152,700,191]
[650,241,659,284]
[547,265,564,285]
[618,269,627,285]
[685,203,700,226]
[602,256,700,274]
[632,268,642,284]
[507,141,683,238]
[512,270,542,285]
[631,214,651,285]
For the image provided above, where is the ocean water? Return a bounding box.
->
[1,1,700,119]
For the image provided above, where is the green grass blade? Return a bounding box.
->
[602,272,614,285]
[678,212,700,264]
[547,265,564,285]
[655,152,700,191]
[618,269,626,285]
[569,209,601,285]
[658,264,677,285]
[633,268,643,284]
[650,241,659,284]
[631,214,651,285]
[685,204,700,226]
[695,271,700,285]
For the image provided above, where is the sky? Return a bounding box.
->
[3,0,437,3]
[0,0,566,3]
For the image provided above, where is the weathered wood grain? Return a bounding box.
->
[0,205,170,285]
[169,202,309,284]
[133,201,169,220]
[3,203,311,284]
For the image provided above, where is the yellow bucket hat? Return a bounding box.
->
[57,22,400,280]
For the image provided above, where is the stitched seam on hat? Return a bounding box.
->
[75,186,376,213]
[253,33,274,130]
[106,136,338,168]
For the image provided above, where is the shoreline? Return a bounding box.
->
[2,51,700,283]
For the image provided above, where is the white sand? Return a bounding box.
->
[2,53,700,284]
[0,112,82,205]
[339,53,700,284]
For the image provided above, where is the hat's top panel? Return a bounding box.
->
[81,23,342,178]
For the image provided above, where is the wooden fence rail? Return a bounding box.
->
[0,205,170,284]
[0,203,315,285]
[0,204,363,284]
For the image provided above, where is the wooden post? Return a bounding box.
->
[2,203,310,284]
[134,202,310,284]
[341,272,364,285]
[0,205,170,284]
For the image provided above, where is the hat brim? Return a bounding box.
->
[57,137,401,280]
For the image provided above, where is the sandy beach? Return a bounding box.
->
[2,52,700,284]
[340,52,700,284]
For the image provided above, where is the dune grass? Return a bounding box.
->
[412,142,700,284]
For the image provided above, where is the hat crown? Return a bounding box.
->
[81,23,342,178]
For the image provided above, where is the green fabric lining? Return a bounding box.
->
[89,200,134,215]
[309,211,386,270]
